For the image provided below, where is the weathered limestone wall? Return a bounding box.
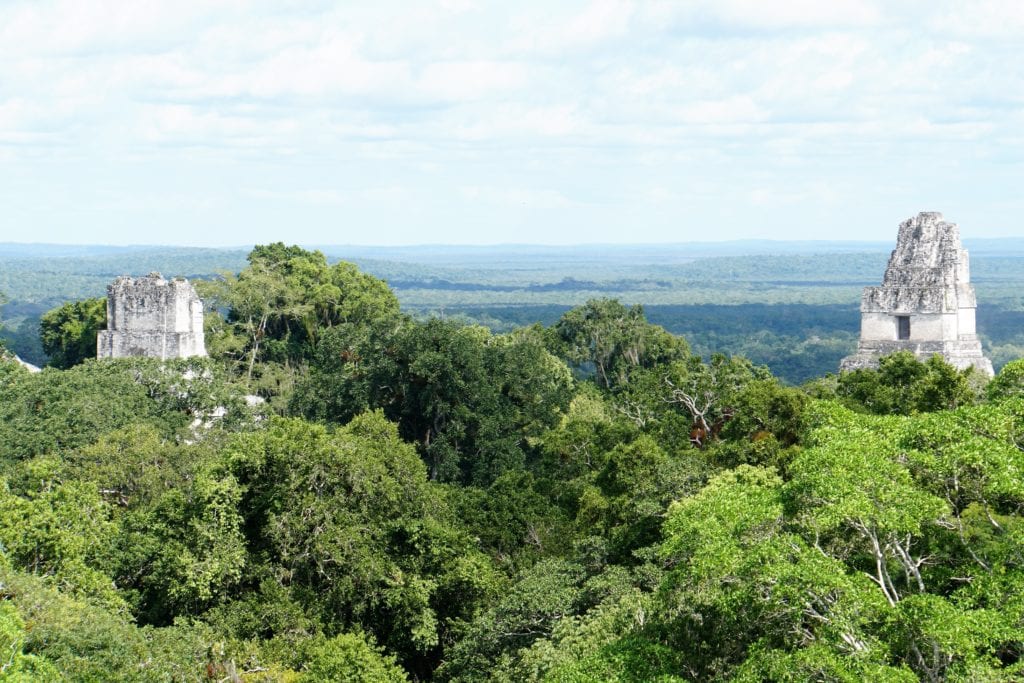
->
[97,273,207,360]
[860,311,956,342]
[840,212,993,376]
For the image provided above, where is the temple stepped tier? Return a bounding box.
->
[97,273,207,360]
[840,211,993,376]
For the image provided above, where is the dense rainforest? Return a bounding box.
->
[1,243,1024,681]
[7,241,1024,383]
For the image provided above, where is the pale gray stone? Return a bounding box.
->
[97,273,207,360]
[2,352,41,374]
[9,355,41,372]
[840,212,994,376]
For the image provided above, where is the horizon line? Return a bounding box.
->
[0,237,909,251]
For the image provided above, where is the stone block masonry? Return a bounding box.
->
[97,273,207,360]
[840,212,993,376]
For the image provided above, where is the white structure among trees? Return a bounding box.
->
[840,211,993,376]
[97,273,207,360]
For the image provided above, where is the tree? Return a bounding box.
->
[288,315,401,424]
[513,602,685,683]
[733,642,915,682]
[786,400,1024,680]
[912,354,976,412]
[0,567,220,680]
[7,418,250,625]
[223,413,495,675]
[552,299,688,391]
[0,600,62,681]
[296,319,573,485]
[119,469,247,623]
[663,354,771,448]
[39,297,106,368]
[300,633,408,682]
[198,243,400,397]
[0,360,187,463]
[0,290,7,350]
[986,358,1024,402]
[838,352,975,415]
[786,414,948,607]
[584,434,707,562]
[203,261,298,382]
[659,465,886,679]
[367,319,494,482]
[538,385,641,484]
[437,559,587,681]
[451,470,574,568]
[897,402,1024,580]
[0,478,124,610]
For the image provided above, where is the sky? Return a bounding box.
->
[1,0,1022,247]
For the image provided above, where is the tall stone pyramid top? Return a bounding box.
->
[881,211,967,289]
[840,211,992,376]
[862,212,971,315]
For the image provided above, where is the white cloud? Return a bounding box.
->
[563,0,636,45]
[460,185,575,208]
[712,0,881,29]
[440,0,478,13]
[417,61,530,100]
[244,188,347,205]
[749,182,840,207]
[0,0,1022,244]
[641,0,881,32]
[929,0,1024,38]
[675,96,768,125]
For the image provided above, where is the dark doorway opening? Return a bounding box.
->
[897,315,910,340]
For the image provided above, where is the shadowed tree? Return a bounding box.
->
[552,299,688,391]
[197,243,400,404]
[39,297,107,368]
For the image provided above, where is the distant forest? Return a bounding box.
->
[4,242,1024,382]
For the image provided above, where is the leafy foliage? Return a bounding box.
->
[299,633,408,682]
[0,600,61,681]
[294,319,573,485]
[198,242,400,407]
[837,351,977,414]
[551,298,688,390]
[39,297,106,369]
[0,360,186,464]
[4,248,1024,681]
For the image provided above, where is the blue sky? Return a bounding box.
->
[1,0,1022,246]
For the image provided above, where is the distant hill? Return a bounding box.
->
[0,243,163,258]
[5,239,1024,379]
[313,240,896,265]
[6,236,1024,267]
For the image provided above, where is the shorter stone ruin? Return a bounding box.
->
[840,211,993,376]
[97,273,207,360]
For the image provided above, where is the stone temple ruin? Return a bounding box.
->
[97,273,207,360]
[840,211,993,376]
